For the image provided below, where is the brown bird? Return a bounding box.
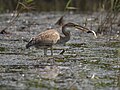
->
[26,22,97,56]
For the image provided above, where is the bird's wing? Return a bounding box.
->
[35,29,60,45]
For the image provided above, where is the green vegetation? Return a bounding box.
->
[0,47,6,52]
[0,0,120,13]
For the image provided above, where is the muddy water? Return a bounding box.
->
[0,12,120,90]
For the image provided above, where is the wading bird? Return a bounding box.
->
[26,22,97,56]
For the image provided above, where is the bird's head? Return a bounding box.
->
[74,25,97,38]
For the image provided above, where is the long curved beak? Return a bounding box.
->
[74,25,97,38]
[87,30,97,38]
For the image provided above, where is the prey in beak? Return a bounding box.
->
[74,25,97,38]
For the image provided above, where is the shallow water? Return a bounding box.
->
[0,12,120,90]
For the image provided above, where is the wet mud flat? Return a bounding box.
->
[0,12,120,90]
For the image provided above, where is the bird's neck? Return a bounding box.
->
[62,26,70,37]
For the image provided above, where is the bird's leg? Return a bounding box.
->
[59,49,65,55]
[44,48,47,56]
[50,46,53,56]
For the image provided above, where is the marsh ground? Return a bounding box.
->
[0,12,119,90]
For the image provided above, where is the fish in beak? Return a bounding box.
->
[75,25,97,38]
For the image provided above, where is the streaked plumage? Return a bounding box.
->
[26,29,60,56]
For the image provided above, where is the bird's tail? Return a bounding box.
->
[26,38,34,49]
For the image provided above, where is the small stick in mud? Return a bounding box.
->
[0,30,10,34]
[55,15,65,26]
[0,1,34,34]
